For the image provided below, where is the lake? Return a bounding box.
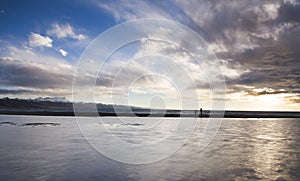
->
[0,115,299,180]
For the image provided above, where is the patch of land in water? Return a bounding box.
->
[0,121,61,127]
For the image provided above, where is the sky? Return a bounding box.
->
[0,0,299,111]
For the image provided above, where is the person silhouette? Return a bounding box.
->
[200,108,203,117]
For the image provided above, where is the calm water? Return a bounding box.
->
[0,115,299,180]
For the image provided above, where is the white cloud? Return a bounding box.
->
[28,33,53,47]
[263,3,280,20]
[208,42,228,53]
[284,0,299,5]
[47,23,87,40]
[244,2,281,23]
[58,48,68,57]
[251,22,297,41]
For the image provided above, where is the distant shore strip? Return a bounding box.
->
[0,110,300,118]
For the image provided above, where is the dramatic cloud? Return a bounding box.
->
[47,23,87,40]
[0,88,34,95]
[28,33,53,47]
[246,87,288,96]
[96,0,300,109]
[0,45,118,99]
[1,0,299,110]
[0,57,72,89]
[0,42,77,99]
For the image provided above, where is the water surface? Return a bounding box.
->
[0,115,299,180]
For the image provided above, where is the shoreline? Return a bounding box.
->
[1,110,300,118]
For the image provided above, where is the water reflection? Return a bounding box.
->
[0,115,299,180]
[248,119,300,180]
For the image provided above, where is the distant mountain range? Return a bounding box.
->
[32,97,70,103]
[0,97,165,117]
[0,97,72,110]
[0,97,149,113]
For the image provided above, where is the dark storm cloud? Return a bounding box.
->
[171,1,260,45]
[226,39,300,94]
[183,0,300,97]
[0,58,73,89]
[0,57,120,96]
[278,1,300,23]
[0,88,35,95]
